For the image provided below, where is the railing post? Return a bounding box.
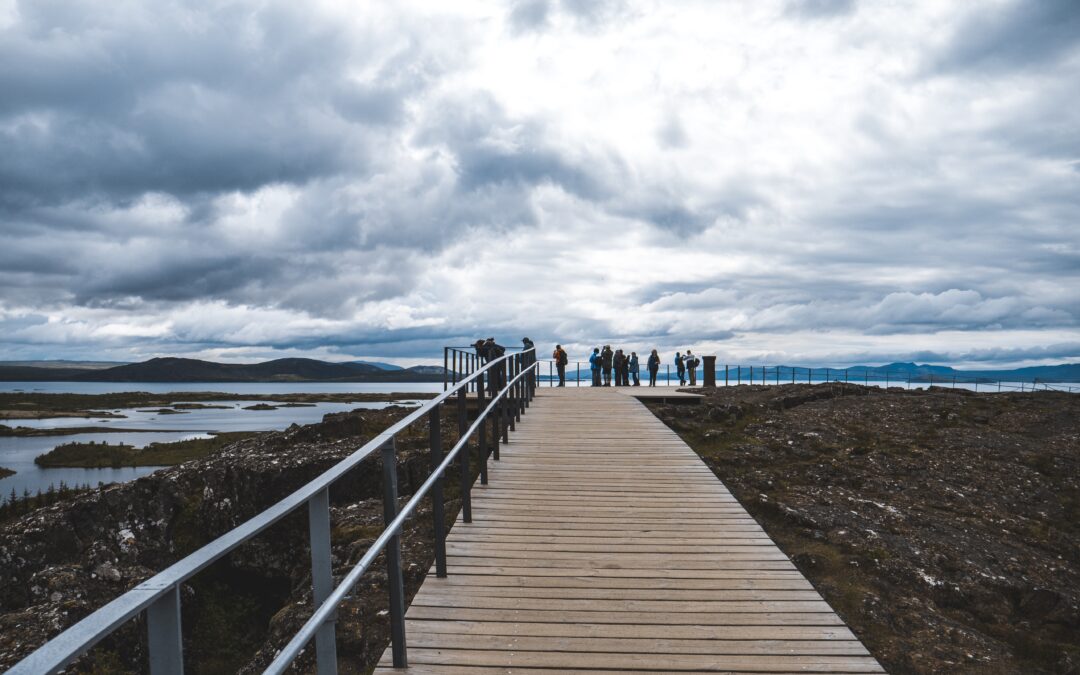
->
[443,347,448,391]
[457,386,471,523]
[429,405,447,578]
[381,439,407,668]
[147,585,184,675]
[478,367,489,485]
[501,360,510,444]
[307,487,338,675]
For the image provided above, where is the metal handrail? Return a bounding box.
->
[264,359,538,673]
[11,347,538,675]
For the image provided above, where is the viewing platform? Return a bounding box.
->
[375,387,882,673]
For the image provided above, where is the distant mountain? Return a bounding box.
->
[0,360,129,370]
[0,357,447,382]
[841,362,1080,382]
[353,361,404,371]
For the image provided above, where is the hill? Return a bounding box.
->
[0,358,446,382]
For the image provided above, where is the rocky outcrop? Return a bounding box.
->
[650,384,1080,674]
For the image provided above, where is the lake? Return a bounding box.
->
[1,384,433,500]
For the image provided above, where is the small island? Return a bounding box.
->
[0,466,14,479]
[34,432,261,468]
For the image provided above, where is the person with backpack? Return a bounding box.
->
[589,347,601,386]
[647,349,660,386]
[686,349,698,386]
[629,352,640,386]
[552,344,569,386]
[613,349,625,386]
[474,337,506,392]
[675,351,685,386]
[601,345,614,386]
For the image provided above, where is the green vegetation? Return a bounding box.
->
[0,466,13,479]
[2,481,97,523]
[34,432,262,468]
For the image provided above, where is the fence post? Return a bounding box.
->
[307,488,337,675]
[737,366,741,385]
[577,363,580,387]
[500,359,509,444]
[478,368,489,485]
[457,386,471,523]
[443,348,448,391]
[725,364,729,387]
[429,405,447,578]
[382,439,407,669]
[147,585,184,675]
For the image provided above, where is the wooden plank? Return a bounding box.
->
[378,648,885,672]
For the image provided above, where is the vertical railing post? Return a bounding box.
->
[307,487,338,675]
[478,367,489,485]
[501,359,510,444]
[429,405,447,578]
[147,585,184,675]
[443,348,449,391]
[725,364,729,387]
[381,439,407,668]
[457,386,471,523]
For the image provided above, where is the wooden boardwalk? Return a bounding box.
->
[375,388,883,674]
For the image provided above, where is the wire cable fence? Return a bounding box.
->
[524,360,1079,394]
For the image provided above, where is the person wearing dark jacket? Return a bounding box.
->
[629,352,640,386]
[474,337,506,392]
[685,349,698,386]
[647,349,660,386]
[675,351,685,386]
[553,344,568,386]
[600,345,613,386]
[589,347,601,386]
[613,350,625,386]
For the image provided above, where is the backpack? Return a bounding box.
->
[558,350,568,366]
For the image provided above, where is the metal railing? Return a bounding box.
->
[12,347,538,675]
[531,360,1078,393]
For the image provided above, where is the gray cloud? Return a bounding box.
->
[929,0,1080,73]
[784,0,855,20]
[0,1,1077,369]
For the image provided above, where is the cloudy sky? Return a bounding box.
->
[1,0,1078,368]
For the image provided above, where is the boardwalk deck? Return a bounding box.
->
[375,388,882,673]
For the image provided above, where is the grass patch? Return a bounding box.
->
[34,432,261,468]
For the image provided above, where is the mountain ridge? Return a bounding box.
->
[0,357,446,382]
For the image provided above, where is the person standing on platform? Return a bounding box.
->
[647,349,660,386]
[601,345,614,386]
[589,347,601,386]
[686,349,698,386]
[613,349,625,386]
[553,344,569,386]
[675,351,685,386]
[629,352,640,386]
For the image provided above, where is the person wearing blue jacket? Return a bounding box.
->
[589,348,601,386]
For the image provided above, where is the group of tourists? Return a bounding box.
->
[474,338,703,388]
[558,345,701,387]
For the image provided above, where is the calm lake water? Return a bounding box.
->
[0,381,445,395]
[1,382,434,500]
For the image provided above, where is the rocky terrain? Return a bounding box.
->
[0,403,476,673]
[647,384,1079,674]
